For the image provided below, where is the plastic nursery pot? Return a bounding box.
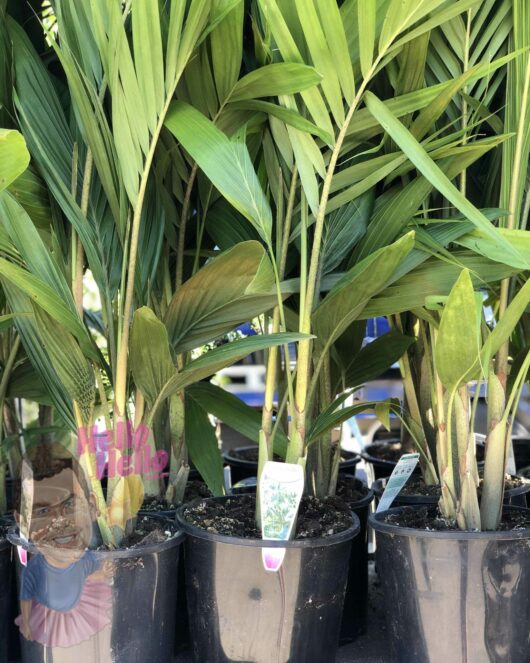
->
[228,476,373,644]
[5,476,13,512]
[337,476,375,644]
[137,506,191,654]
[372,475,436,506]
[223,444,361,485]
[373,475,530,508]
[8,516,185,663]
[0,513,20,663]
[370,505,530,663]
[360,442,401,480]
[513,437,530,471]
[0,520,12,663]
[177,495,360,663]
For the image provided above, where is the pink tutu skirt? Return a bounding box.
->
[16,580,113,648]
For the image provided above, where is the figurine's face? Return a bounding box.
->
[25,468,95,562]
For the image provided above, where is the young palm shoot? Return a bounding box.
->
[434,270,530,530]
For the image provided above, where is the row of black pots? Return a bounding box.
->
[1,482,370,663]
[7,466,528,663]
[363,436,530,481]
[223,444,360,485]
[373,475,530,508]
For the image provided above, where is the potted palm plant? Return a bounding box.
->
[164,1,530,660]
[368,2,530,654]
[0,122,30,663]
[371,269,530,661]
[1,3,307,662]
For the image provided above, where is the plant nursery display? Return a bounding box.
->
[0,0,530,662]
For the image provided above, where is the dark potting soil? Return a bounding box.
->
[382,505,530,532]
[182,494,352,539]
[366,442,412,463]
[398,474,528,499]
[140,480,212,513]
[336,475,369,503]
[400,475,440,497]
[95,515,178,550]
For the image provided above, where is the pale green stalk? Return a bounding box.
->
[496,53,530,379]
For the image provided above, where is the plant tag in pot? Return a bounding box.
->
[376,453,420,513]
[260,461,304,573]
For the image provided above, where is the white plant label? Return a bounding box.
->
[506,440,517,476]
[260,461,304,573]
[376,453,420,513]
[223,465,232,492]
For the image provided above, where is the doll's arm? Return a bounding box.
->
[19,600,32,640]
[87,560,115,583]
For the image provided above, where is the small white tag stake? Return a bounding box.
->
[376,453,420,513]
[260,461,304,572]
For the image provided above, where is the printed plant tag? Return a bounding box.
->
[223,465,232,492]
[260,461,304,573]
[376,453,420,513]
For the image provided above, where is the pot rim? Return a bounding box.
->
[360,443,400,467]
[339,474,375,509]
[176,495,360,548]
[223,445,361,467]
[7,514,186,559]
[372,474,530,503]
[369,505,530,540]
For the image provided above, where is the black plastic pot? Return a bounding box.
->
[5,476,13,512]
[513,437,530,471]
[373,475,530,508]
[363,443,486,482]
[370,505,530,663]
[8,516,185,663]
[0,514,20,663]
[137,507,190,653]
[338,476,375,644]
[177,496,359,663]
[0,523,11,663]
[519,466,530,480]
[223,444,360,485]
[360,442,401,480]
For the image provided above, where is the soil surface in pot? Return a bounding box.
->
[400,476,440,497]
[368,442,485,465]
[336,475,369,503]
[140,480,212,512]
[182,494,352,539]
[92,515,178,550]
[398,473,528,498]
[382,505,530,531]
[366,442,411,462]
